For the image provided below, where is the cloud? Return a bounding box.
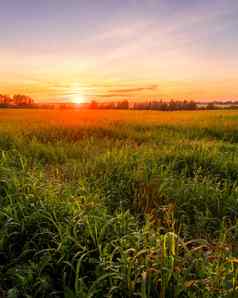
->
[109,85,158,94]
[86,84,159,99]
[93,94,127,98]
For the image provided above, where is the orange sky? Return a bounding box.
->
[1,1,238,102]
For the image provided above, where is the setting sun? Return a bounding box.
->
[71,94,86,104]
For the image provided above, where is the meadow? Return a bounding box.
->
[0,109,238,297]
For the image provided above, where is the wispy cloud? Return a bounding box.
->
[109,85,158,94]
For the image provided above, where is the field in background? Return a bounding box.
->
[0,109,238,297]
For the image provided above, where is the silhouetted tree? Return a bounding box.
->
[207,103,216,110]
[89,100,98,109]
[0,94,12,105]
[13,94,34,105]
[0,94,34,108]
[116,100,129,109]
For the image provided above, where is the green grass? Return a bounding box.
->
[0,109,238,297]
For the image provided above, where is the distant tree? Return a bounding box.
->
[0,94,11,105]
[207,103,216,110]
[168,100,177,110]
[13,94,34,105]
[89,100,98,109]
[184,100,197,110]
[189,101,197,110]
[0,94,34,108]
[116,100,129,109]
[98,102,116,109]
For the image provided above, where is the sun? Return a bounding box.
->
[71,94,85,104]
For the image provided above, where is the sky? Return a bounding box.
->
[1,0,238,102]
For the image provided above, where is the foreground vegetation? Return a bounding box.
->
[0,109,238,297]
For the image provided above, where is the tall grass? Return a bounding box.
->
[0,109,238,297]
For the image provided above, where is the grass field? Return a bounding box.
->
[0,109,238,297]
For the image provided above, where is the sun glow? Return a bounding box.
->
[71,94,86,104]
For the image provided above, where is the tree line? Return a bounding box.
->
[88,100,238,110]
[0,94,34,107]
[89,100,197,110]
[1,95,238,110]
